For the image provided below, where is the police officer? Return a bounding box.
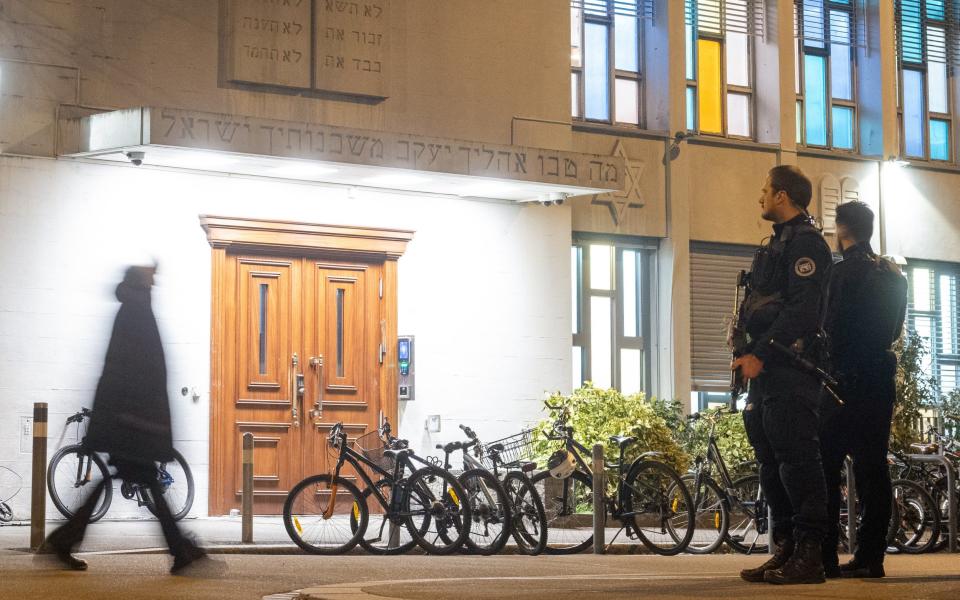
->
[819,201,907,579]
[734,166,831,585]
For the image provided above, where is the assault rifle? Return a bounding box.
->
[727,270,751,412]
[767,339,844,406]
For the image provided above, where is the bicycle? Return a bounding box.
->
[680,408,768,554]
[530,400,695,555]
[46,408,195,522]
[0,465,23,523]
[886,449,943,554]
[477,426,549,555]
[282,419,472,555]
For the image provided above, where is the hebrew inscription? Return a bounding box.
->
[315,0,389,98]
[147,108,623,190]
[225,0,312,89]
[222,0,390,98]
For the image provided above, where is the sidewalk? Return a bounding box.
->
[0,517,677,555]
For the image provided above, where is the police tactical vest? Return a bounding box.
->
[743,220,821,339]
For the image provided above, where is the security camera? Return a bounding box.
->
[541,200,554,207]
[125,151,145,166]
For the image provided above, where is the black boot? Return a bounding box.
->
[764,535,826,585]
[821,540,840,579]
[840,557,884,578]
[740,537,794,583]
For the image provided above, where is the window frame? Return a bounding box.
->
[794,0,861,153]
[896,0,955,163]
[572,235,658,396]
[571,1,645,127]
[905,260,960,395]
[685,0,759,140]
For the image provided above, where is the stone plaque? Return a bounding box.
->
[224,0,312,89]
[314,0,390,98]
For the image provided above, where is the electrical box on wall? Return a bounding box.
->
[398,335,414,401]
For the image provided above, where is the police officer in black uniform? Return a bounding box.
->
[819,201,907,579]
[735,166,831,585]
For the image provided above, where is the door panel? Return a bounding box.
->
[231,257,302,514]
[219,255,384,514]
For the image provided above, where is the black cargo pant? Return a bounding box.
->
[45,457,189,557]
[743,366,828,544]
[820,352,896,566]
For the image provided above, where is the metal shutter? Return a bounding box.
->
[690,242,756,391]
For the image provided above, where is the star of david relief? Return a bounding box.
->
[591,140,645,226]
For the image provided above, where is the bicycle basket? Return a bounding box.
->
[353,429,395,475]
[481,429,534,470]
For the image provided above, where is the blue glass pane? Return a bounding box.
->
[803,0,826,49]
[903,69,925,157]
[831,43,852,100]
[930,120,950,161]
[804,54,828,146]
[686,23,695,80]
[584,23,610,120]
[686,87,696,131]
[900,0,923,63]
[926,0,945,20]
[832,106,854,149]
[615,14,638,72]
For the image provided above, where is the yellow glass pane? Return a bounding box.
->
[697,39,723,134]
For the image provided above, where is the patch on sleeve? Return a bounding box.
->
[794,257,817,277]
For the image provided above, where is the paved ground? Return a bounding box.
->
[3,519,959,599]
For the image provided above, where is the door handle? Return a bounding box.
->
[291,353,300,427]
[309,355,323,419]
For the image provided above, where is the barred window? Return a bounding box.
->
[571,1,653,126]
[794,0,862,151]
[685,0,764,138]
[896,1,959,161]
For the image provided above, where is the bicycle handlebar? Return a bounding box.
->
[65,407,93,425]
[459,424,477,440]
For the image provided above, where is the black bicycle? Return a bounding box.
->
[530,401,695,555]
[680,408,768,554]
[283,419,472,555]
[47,408,195,522]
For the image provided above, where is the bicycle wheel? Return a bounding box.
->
[675,473,727,554]
[356,479,420,555]
[503,472,547,555]
[457,468,511,555]
[531,469,595,554]
[0,502,12,523]
[725,474,769,554]
[622,459,694,556]
[890,478,940,554]
[402,466,471,555]
[283,474,368,555]
[46,445,112,522]
[930,475,957,553]
[144,449,195,521]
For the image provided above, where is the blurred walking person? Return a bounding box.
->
[41,265,209,574]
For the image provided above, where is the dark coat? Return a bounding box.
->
[83,280,174,463]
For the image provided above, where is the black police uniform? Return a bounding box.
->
[742,214,832,547]
[819,241,907,569]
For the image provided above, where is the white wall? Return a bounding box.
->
[0,155,571,518]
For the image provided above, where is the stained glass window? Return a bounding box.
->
[896,0,954,161]
[571,1,644,126]
[686,0,757,138]
[795,0,859,151]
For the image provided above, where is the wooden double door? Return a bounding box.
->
[216,253,386,514]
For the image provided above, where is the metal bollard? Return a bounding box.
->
[768,506,774,555]
[30,402,48,551]
[592,443,605,554]
[241,432,254,544]
[845,457,857,552]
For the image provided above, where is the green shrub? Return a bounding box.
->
[530,384,689,475]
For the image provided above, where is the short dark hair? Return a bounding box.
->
[835,201,874,242]
[768,165,812,210]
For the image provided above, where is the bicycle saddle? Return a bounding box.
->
[383,448,413,460]
[909,442,939,455]
[608,435,637,450]
[520,461,537,473]
[487,443,504,453]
